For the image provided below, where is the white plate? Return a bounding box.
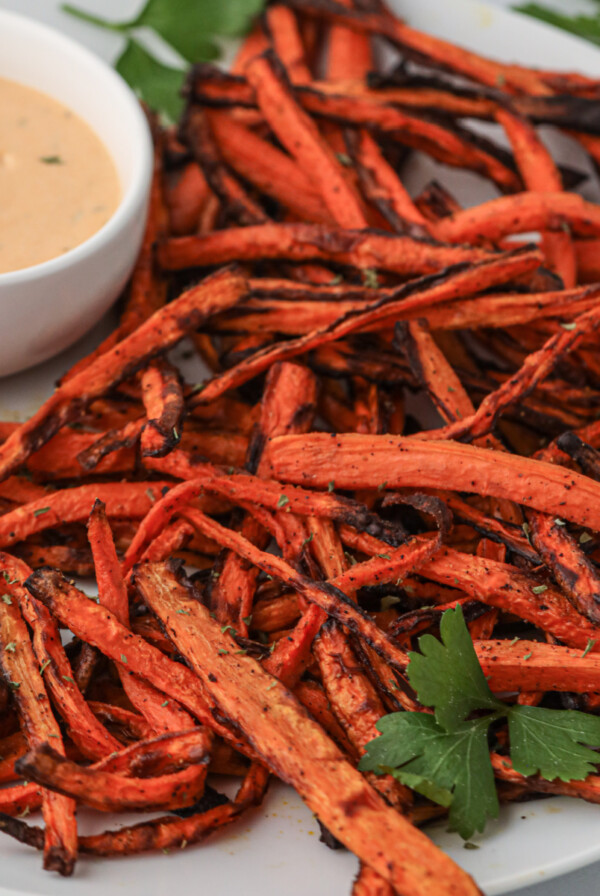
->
[1,0,600,893]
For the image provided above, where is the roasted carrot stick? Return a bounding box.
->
[0,268,246,482]
[134,560,482,895]
[245,53,368,228]
[267,433,600,532]
[0,580,77,875]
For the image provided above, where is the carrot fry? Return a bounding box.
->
[435,192,600,244]
[266,5,313,83]
[0,578,77,875]
[16,744,208,813]
[0,482,170,549]
[24,569,255,759]
[212,362,318,632]
[182,105,268,226]
[0,552,121,761]
[207,110,332,223]
[140,361,184,458]
[267,433,600,531]
[246,53,367,228]
[88,500,200,736]
[0,267,246,482]
[184,249,540,404]
[495,108,576,286]
[134,560,481,895]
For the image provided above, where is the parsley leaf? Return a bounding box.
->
[116,40,185,124]
[360,713,499,839]
[407,605,502,732]
[63,0,265,121]
[514,4,600,47]
[509,706,600,782]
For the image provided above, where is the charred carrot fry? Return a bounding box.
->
[211,362,318,632]
[0,268,246,482]
[0,482,169,549]
[182,106,268,226]
[140,361,184,458]
[231,23,270,73]
[528,513,600,625]
[245,53,367,228]
[134,560,481,895]
[475,640,600,694]
[426,304,600,442]
[496,108,576,287]
[266,5,312,83]
[88,501,200,736]
[353,863,395,896]
[0,783,43,817]
[0,579,77,875]
[160,221,504,275]
[267,433,600,532]
[418,547,600,652]
[207,110,332,223]
[76,418,144,473]
[314,620,410,811]
[0,553,121,761]
[293,680,356,755]
[435,192,600,244]
[165,161,211,236]
[93,727,211,776]
[188,67,521,190]
[326,0,372,82]
[24,570,255,760]
[16,744,208,813]
[348,130,430,233]
[184,249,540,404]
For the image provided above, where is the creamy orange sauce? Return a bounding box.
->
[0,77,120,274]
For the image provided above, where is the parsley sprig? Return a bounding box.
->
[360,606,600,839]
[62,0,265,122]
[514,2,600,47]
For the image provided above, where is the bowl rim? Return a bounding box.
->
[0,7,153,286]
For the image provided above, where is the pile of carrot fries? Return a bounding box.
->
[2,1,600,893]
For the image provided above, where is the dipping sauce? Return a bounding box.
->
[0,77,120,274]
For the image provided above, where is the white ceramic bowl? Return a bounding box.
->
[0,9,153,377]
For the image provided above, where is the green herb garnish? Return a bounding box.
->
[62,0,265,122]
[360,605,600,840]
[514,4,600,48]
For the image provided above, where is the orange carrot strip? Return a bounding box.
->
[266,5,313,83]
[0,552,121,761]
[159,221,493,274]
[184,249,540,404]
[207,110,332,223]
[88,500,199,736]
[140,361,184,458]
[496,108,576,286]
[475,640,600,693]
[266,433,600,532]
[0,482,170,549]
[24,570,255,759]
[245,53,368,228]
[61,125,168,382]
[183,105,268,226]
[166,161,211,236]
[435,192,600,243]
[0,580,77,875]
[285,0,547,93]
[16,744,208,813]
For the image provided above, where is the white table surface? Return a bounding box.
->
[1,0,600,893]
